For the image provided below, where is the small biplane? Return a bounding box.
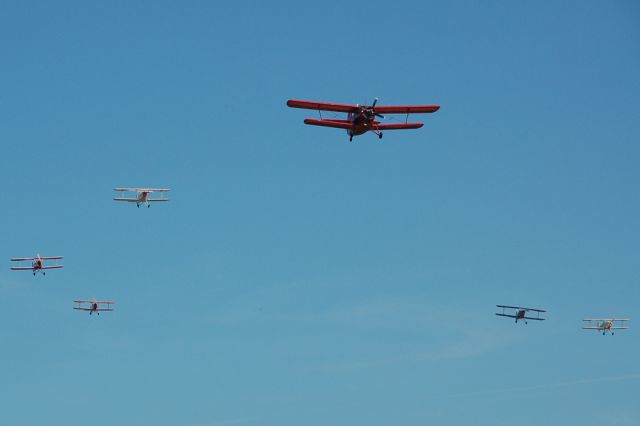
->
[113,188,170,208]
[496,305,546,324]
[10,255,64,276]
[73,300,115,315]
[582,318,629,335]
[287,98,440,141]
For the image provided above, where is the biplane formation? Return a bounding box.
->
[10,255,63,276]
[287,98,440,141]
[113,188,170,208]
[6,102,632,336]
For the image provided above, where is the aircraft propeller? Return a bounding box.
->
[367,97,384,119]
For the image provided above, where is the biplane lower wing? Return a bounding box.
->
[374,123,424,131]
[11,265,63,270]
[582,326,628,329]
[74,307,114,312]
[113,197,169,202]
[303,119,353,129]
[288,100,358,113]
[496,313,517,319]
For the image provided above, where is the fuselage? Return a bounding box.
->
[600,321,613,331]
[347,107,380,137]
[32,258,43,270]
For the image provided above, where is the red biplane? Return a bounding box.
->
[74,300,115,315]
[10,255,64,276]
[287,98,440,141]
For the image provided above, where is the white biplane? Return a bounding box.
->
[113,188,170,208]
[73,300,115,315]
[496,305,546,324]
[10,255,64,276]
[582,318,629,335]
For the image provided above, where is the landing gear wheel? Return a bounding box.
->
[378,132,383,139]
[147,204,150,208]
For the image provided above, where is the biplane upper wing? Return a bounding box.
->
[9,256,61,261]
[288,100,359,113]
[141,188,170,192]
[373,105,440,114]
[303,119,353,129]
[497,305,546,312]
[114,188,170,192]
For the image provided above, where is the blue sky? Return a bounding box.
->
[1,1,639,425]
